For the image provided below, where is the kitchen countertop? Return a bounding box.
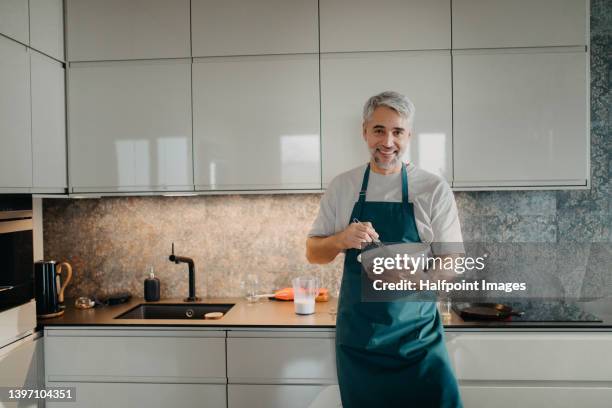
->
[38,297,612,331]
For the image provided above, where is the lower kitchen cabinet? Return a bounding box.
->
[226,330,338,408]
[42,327,612,407]
[45,382,226,408]
[460,386,612,408]
[228,384,336,408]
[44,327,226,407]
[446,331,612,408]
[226,330,337,384]
[446,332,612,381]
[0,333,43,408]
[44,328,226,382]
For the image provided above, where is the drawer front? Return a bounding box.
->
[45,330,226,382]
[0,335,42,390]
[227,334,336,384]
[46,382,226,408]
[460,386,612,408]
[229,384,340,408]
[446,333,612,381]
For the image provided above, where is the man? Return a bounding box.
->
[306,91,463,407]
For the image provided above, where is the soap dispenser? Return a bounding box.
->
[144,267,160,301]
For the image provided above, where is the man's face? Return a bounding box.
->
[362,106,411,170]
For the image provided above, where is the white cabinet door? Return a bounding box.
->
[452,0,588,49]
[68,59,193,192]
[192,0,318,57]
[0,335,42,408]
[45,328,226,382]
[446,332,612,382]
[321,51,452,186]
[0,0,29,44]
[460,386,612,408]
[320,0,450,52]
[0,36,31,191]
[193,54,320,190]
[29,0,64,60]
[229,385,340,408]
[31,51,66,192]
[452,49,588,188]
[65,0,190,61]
[46,383,226,408]
[226,333,337,384]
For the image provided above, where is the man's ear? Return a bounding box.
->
[362,122,367,141]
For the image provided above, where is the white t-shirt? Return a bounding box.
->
[308,163,464,255]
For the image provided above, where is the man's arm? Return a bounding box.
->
[306,222,379,265]
[306,235,343,264]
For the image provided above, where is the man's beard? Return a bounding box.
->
[369,148,403,170]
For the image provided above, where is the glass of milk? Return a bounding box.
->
[292,276,320,315]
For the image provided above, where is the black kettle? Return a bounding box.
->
[34,260,72,318]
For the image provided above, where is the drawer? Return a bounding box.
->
[446,332,612,381]
[228,384,340,408]
[46,382,226,408]
[227,331,336,384]
[45,328,226,383]
[460,386,612,408]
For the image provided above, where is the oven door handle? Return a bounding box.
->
[0,219,32,234]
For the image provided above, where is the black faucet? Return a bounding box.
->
[169,243,200,302]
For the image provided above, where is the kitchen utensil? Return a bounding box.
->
[241,274,259,303]
[74,296,95,310]
[95,292,132,306]
[264,287,329,302]
[204,312,223,319]
[353,218,384,247]
[34,260,72,318]
[34,261,72,319]
[292,276,320,315]
[454,302,524,320]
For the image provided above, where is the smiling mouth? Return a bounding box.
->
[376,149,397,158]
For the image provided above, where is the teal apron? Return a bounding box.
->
[335,163,462,408]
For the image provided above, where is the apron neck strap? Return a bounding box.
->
[358,164,371,203]
[401,162,409,205]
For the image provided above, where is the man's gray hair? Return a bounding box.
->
[362,91,416,130]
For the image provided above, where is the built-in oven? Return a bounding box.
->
[0,195,33,313]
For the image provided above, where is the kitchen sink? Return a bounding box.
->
[115,303,235,320]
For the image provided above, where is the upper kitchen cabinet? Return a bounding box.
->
[29,0,64,61]
[193,54,320,190]
[0,0,29,44]
[321,51,452,186]
[319,0,450,53]
[191,0,318,56]
[0,36,32,192]
[68,59,193,193]
[65,0,190,61]
[452,0,588,49]
[453,49,588,188]
[31,51,67,193]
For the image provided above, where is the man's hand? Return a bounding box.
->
[306,222,379,264]
[337,222,379,250]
